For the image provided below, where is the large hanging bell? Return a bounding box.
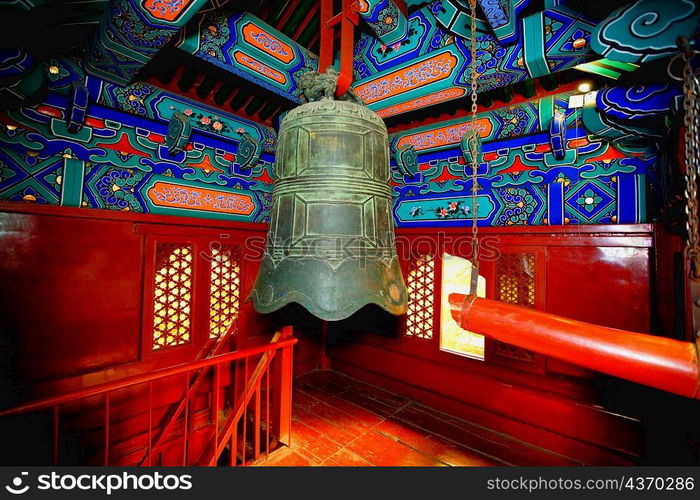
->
[249,95,408,321]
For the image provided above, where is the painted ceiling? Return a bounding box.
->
[0,0,698,226]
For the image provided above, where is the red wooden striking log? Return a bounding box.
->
[448,294,700,399]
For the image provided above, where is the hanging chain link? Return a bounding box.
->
[681,38,700,278]
[468,0,480,294]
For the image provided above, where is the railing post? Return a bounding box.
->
[253,386,261,460]
[275,326,294,446]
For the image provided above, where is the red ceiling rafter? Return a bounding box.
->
[144,68,274,127]
[224,87,241,108]
[258,0,276,19]
[239,94,256,110]
[292,2,319,40]
[307,31,320,51]
[275,0,302,31]
[204,81,223,101]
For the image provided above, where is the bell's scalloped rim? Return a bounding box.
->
[246,288,408,322]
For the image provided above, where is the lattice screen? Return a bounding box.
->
[405,254,436,339]
[152,243,193,350]
[494,253,536,362]
[209,245,241,339]
[496,253,535,307]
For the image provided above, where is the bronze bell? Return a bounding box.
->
[249,86,408,321]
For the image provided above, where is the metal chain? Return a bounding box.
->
[468,0,480,294]
[681,39,700,277]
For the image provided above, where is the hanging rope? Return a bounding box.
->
[468,0,480,295]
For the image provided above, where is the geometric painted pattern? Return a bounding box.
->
[152,243,194,350]
[352,2,598,116]
[405,254,436,340]
[390,91,652,227]
[564,178,616,224]
[0,146,63,205]
[41,56,277,153]
[496,253,535,308]
[209,245,241,340]
[83,164,146,212]
[0,87,275,222]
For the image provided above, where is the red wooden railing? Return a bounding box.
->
[0,327,296,466]
[139,322,239,466]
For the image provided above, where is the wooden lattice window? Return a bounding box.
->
[209,245,241,339]
[405,254,435,339]
[493,252,536,363]
[496,253,535,307]
[152,243,193,350]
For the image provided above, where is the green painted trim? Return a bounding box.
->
[574,61,622,79]
[50,118,93,143]
[538,95,554,132]
[597,58,639,72]
[60,158,85,207]
[522,13,549,78]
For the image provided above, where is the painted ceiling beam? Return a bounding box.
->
[388,87,654,228]
[581,84,682,149]
[37,54,277,149]
[357,0,409,45]
[477,0,532,45]
[352,0,698,119]
[175,11,318,104]
[84,0,210,85]
[352,2,599,118]
[590,0,700,64]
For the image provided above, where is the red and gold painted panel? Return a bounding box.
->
[377,88,467,118]
[233,51,288,85]
[146,180,256,217]
[141,0,199,23]
[177,12,318,103]
[241,22,295,64]
[396,117,494,151]
[355,49,459,105]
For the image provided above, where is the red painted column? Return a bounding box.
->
[449,294,700,399]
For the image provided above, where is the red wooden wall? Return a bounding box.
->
[0,202,281,394]
[330,224,663,465]
[0,202,325,464]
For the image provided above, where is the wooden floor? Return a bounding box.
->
[254,370,572,467]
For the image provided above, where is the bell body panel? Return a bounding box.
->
[250,99,408,321]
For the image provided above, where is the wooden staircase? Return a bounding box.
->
[0,327,296,466]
